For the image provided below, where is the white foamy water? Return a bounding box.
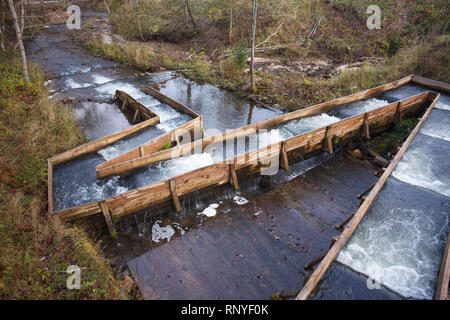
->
[332,98,389,118]
[337,199,449,299]
[392,137,450,197]
[281,113,340,136]
[96,81,147,100]
[151,221,175,243]
[435,101,450,111]
[65,78,91,89]
[420,109,450,142]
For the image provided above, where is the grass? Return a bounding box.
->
[85,33,449,112]
[0,56,128,299]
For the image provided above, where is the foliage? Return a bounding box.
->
[0,58,127,299]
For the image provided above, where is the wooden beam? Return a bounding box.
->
[395,102,402,124]
[100,201,116,237]
[169,179,181,212]
[361,113,371,139]
[47,159,53,215]
[280,142,290,171]
[229,164,240,190]
[324,126,333,154]
[49,116,160,165]
[296,92,440,300]
[435,230,450,300]
[335,212,356,232]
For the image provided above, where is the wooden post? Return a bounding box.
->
[100,201,116,237]
[324,126,333,154]
[280,142,290,171]
[395,102,403,124]
[435,230,450,300]
[132,108,140,122]
[169,179,181,212]
[47,159,53,215]
[139,146,145,157]
[121,99,127,110]
[229,164,240,190]
[335,212,355,232]
[361,113,371,139]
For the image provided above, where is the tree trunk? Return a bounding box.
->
[0,10,5,52]
[185,0,197,29]
[132,0,144,41]
[19,0,24,34]
[8,0,29,81]
[250,0,257,93]
[229,6,233,42]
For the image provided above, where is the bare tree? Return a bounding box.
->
[19,0,24,33]
[229,4,233,42]
[7,0,29,81]
[185,0,197,28]
[132,0,144,41]
[0,6,6,52]
[250,0,257,92]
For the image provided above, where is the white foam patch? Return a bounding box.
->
[92,74,114,85]
[233,195,249,205]
[198,203,220,217]
[96,81,146,99]
[160,153,215,180]
[281,113,340,136]
[337,207,449,299]
[151,221,175,243]
[335,98,390,118]
[392,147,450,197]
[435,101,450,111]
[65,78,91,89]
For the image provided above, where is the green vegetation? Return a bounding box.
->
[366,119,418,157]
[0,56,127,299]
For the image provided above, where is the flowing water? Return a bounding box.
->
[314,95,450,300]
[27,12,450,299]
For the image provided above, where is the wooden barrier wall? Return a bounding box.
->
[54,91,433,223]
[94,75,416,178]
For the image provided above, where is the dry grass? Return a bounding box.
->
[0,58,129,299]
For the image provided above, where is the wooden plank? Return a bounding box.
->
[296,92,440,300]
[412,75,450,93]
[47,159,53,215]
[435,230,450,300]
[169,179,181,212]
[100,201,116,237]
[49,116,160,165]
[324,126,333,154]
[140,85,200,118]
[96,117,201,173]
[115,90,158,120]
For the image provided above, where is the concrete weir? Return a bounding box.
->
[127,153,378,299]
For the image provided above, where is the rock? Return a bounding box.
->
[352,149,364,159]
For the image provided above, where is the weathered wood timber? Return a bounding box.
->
[114,90,159,122]
[435,230,450,300]
[295,91,441,300]
[54,92,433,223]
[140,85,200,118]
